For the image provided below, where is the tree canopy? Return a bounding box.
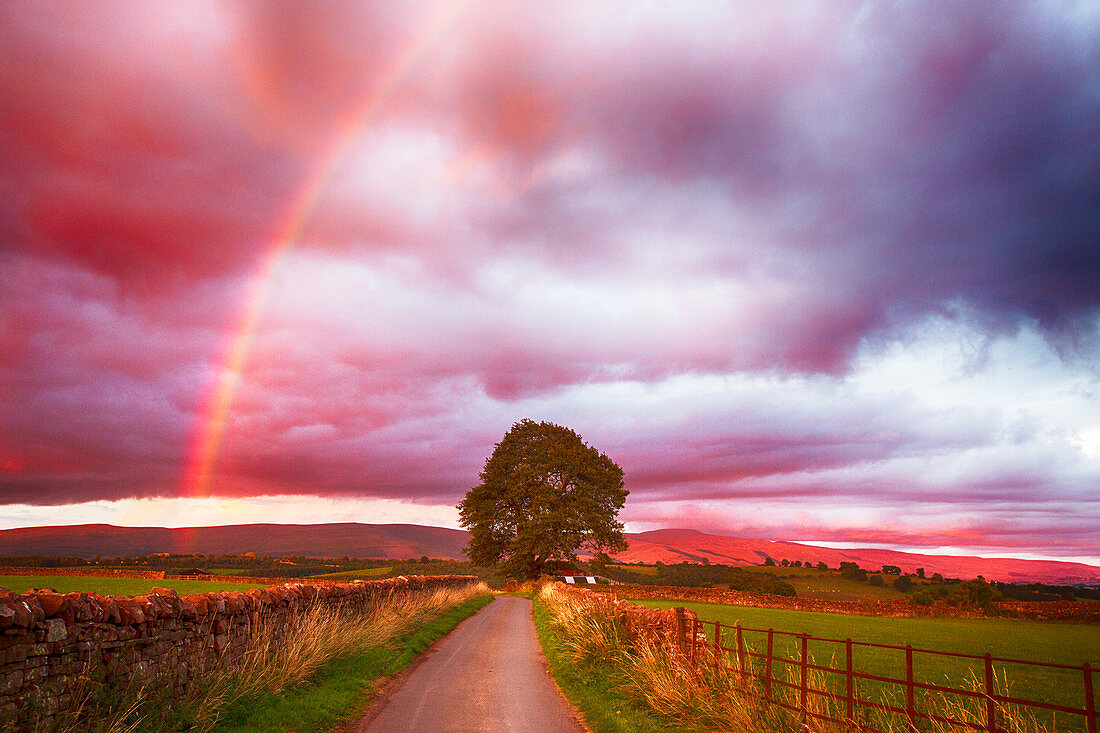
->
[457,419,628,579]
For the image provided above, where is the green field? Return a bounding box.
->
[608,563,660,576]
[637,599,1100,731]
[0,574,268,596]
[314,565,394,579]
[745,567,908,601]
[607,564,909,601]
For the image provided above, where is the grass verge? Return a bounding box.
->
[531,588,698,733]
[212,589,494,733]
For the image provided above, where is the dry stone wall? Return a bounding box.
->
[0,574,477,725]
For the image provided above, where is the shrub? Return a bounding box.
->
[893,575,916,592]
[727,569,796,597]
[910,589,937,606]
[955,577,1000,606]
[840,562,868,582]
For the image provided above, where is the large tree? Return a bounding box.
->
[458,419,628,579]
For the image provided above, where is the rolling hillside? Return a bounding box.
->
[616,529,1100,586]
[1,523,1097,585]
[0,522,468,561]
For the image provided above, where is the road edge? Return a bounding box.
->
[337,594,496,733]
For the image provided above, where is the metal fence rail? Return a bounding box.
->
[685,617,1097,733]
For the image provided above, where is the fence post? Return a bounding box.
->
[736,623,746,680]
[690,616,698,668]
[674,607,687,656]
[846,638,854,726]
[906,645,916,733]
[800,634,809,724]
[1084,662,1095,733]
[766,628,774,702]
[713,620,721,671]
[984,652,996,733]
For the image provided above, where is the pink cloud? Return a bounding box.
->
[1,1,1098,560]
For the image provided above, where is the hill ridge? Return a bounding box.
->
[0,523,1096,585]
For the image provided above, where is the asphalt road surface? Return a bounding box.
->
[355,596,587,733]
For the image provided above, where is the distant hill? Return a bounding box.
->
[0,523,1097,585]
[0,522,468,561]
[616,529,1100,586]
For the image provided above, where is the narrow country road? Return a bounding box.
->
[352,596,587,733]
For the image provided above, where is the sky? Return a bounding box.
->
[1,1,1099,564]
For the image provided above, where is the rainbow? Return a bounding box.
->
[181,1,466,501]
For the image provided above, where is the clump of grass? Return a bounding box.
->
[540,583,779,731]
[893,668,1055,733]
[20,582,489,733]
[233,583,488,695]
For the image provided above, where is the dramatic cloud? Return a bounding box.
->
[1,1,1098,561]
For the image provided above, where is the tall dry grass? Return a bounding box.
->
[22,582,489,733]
[232,581,490,696]
[540,583,1060,733]
[539,583,779,730]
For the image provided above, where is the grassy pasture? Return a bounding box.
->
[607,563,909,601]
[313,565,394,579]
[608,563,660,576]
[787,573,904,601]
[0,574,268,596]
[638,599,1100,731]
[739,566,908,601]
